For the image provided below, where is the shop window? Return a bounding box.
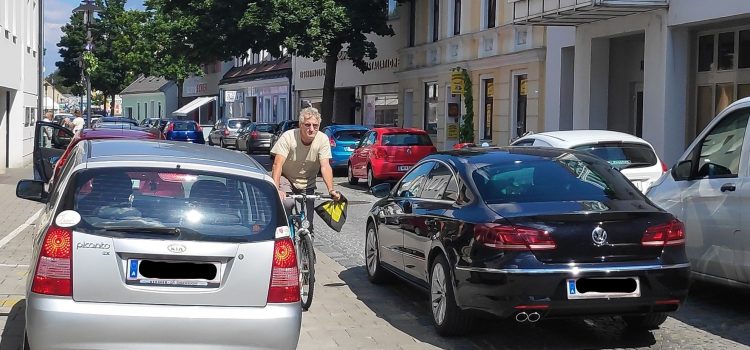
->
[739,30,750,69]
[739,84,750,100]
[481,79,494,140]
[408,0,415,47]
[487,0,497,29]
[373,94,399,127]
[388,0,398,19]
[696,86,713,137]
[718,32,735,71]
[453,0,461,36]
[424,83,438,135]
[515,75,527,138]
[698,35,714,72]
[431,0,440,42]
[715,83,734,115]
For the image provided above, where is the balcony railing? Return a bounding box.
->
[511,0,668,26]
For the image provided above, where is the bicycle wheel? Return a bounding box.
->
[298,232,315,311]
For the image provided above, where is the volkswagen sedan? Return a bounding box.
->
[365,147,690,336]
[17,139,301,349]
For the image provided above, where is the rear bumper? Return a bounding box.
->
[371,160,415,180]
[453,263,691,319]
[249,140,272,150]
[330,149,354,168]
[26,295,301,350]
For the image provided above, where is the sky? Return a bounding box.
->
[44,0,143,77]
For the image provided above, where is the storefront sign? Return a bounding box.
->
[300,68,327,79]
[451,71,464,95]
[225,91,237,102]
[196,83,208,94]
[520,79,527,96]
[447,123,459,139]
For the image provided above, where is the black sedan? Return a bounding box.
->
[365,147,690,336]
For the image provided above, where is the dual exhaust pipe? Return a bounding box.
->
[514,311,542,323]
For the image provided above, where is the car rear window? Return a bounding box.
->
[172,122,197,131]
[472,156,641,204]
[228,119,250,129]
[256,124,276,133]
[335,130,367,142]
[382,133,433,146]
[572,142,657,170]
[65,168,284,242]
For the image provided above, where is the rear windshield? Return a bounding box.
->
[172,122,197,131]
[382,133,433,146]
[335,130,367,142]
[66,168,284,242]
[227,119,250,129]
[256,124,276,133]
[572,142,657,170]
[472,156,641,204]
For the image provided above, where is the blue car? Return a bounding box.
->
[322,125,370,169]
[164,120,205,144]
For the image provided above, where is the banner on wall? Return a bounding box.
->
[451,71,464,95]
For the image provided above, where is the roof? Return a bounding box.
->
[433,146,604,165]
[83,139,267,174]
[324,124,370,131]
[372,127,427,134]
[519,130,652,148]
[120,75,175,95]
[221,57,292,85]
[78,128,161,140]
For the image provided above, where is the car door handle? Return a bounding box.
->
[402,201,412,214]
[721,183,736,192]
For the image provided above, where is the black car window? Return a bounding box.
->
[395,162,434,198]
[335,130,367,142]
[472,155,640,204]
[572,142,657,170]
[366,132,377,146]
[257,124,276,133]
[512,139,535,146]
[172,122,197,131]
[66,168,284,243]
[693,108,750,178]
[420,162,457,201]
[382,133,433,146]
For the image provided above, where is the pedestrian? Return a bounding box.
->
[71,110,85,134]
[42,111,54,148]
[270,107,342,234]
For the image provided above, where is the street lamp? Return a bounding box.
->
[73,0,101,127]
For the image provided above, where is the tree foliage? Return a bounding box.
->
[460,69,475,143]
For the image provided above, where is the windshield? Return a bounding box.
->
[572,142,657,170]
[472,155,641,204]
[227,119,250,129]
[335,130,367,142]
[172,122,197,131]
[382,133,433,146]
[67,168,284,242]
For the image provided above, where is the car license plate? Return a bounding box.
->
[398,166,411,172]
[126,259,221,288]
[566,277,641,299]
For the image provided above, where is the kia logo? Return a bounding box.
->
[167,244,187,253]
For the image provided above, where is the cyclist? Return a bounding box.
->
[271,107,342,233]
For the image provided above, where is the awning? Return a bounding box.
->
[172,96,216,117]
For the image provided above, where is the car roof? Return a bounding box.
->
[517,130,652,148]
[83,139,266,174]
[99,116,137,122]
[78,128,161,140]
[428,147,604,168]
[373,127,427,134]
[325,124,370,131]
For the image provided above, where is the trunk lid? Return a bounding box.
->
[488,201,673,263]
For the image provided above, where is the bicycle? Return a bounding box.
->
[286,192,331,311]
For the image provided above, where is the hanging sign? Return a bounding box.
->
[451,71,464,95]
[520,79,528,96]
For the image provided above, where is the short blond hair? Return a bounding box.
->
[298,107,321,124]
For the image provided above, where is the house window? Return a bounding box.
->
[453,0,461,36]
[409,0,416,47]
[388,0,398,19]
[482,79,494,140]
[158,102,162,118]
[424,82,439,135]
[697,35,714,72]
[431,0,439,42]
[487,0,497,29]
[145,103,148,118]
[137,103,140,119]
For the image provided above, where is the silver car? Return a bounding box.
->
[16,139,301,349]
[208,118,251,148]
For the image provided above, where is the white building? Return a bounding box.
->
[1,0,40,170]
[513,0,750,164]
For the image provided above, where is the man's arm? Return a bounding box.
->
[272,154,287,198]
[319,158,341,201]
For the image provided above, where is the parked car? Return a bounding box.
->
[208,118,251,148]
[511,130,667,193]
[365,147,690,336]
[236,122,277,154]
[92,116,141,130]
[16,139,300,349]
[33,121,163,185]
[140,117,172,131]
[270,120,299,150]
[647,96,750,289]
[348,128,437,188]
[53,113,74,127]
[164,120,205,144]
[323,125,370,170]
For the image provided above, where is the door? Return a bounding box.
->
[402,162,458,284]
[352,131,376,177]
[34,121,74,183]
[681,107,749,282]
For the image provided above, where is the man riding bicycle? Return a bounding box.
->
[271,107,342,233]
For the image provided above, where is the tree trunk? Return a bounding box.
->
[110,94,115,116]
[320,53,339,127]
[177,79,184,109]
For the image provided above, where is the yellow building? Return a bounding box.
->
[396,0,549,150]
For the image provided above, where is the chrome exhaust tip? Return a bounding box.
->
[528,312,541,323]
[515,312,529,323]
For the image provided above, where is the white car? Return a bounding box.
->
[511,130,667,193]
[647,96,750,289]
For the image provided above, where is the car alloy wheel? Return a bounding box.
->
[367,167,379,188]
[365,223,387,283]
[431,262,448,325]
[348,164,359,185]
[430,255,473,335]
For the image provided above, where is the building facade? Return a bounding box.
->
[178,61,234,126]
[120,76,178,122]
[396,0,551,150]
[1,0,40,169]
[220,53,292,124]
[512,0,750,164]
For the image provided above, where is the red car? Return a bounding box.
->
[34,121,164,185]
[347,128,436,188]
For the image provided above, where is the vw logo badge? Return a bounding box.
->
[167,244,187,253]
[591,226,608,247]
[406,148,412,154]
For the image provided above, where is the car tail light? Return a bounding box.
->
[660,160,668,173]
[223,129,230,136]
[374,147,388,159]
[474,223,556,250]
[329,136,336,147]
[31,226,73,296]
[251,130,259,140]
[642,219,685,247]
[195,124,203,132]
[164,123,174,133]
[267,238,300,303]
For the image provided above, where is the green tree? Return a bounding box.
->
[55,12,87,97]
[459,70,474,143]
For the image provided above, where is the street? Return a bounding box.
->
[0,155,748,349]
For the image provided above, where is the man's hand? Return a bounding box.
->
[278,189,286,201]
[329,190,342,202]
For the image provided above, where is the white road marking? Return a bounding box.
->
[0,208,43,249]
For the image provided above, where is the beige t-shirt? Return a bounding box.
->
[271,129,332,190]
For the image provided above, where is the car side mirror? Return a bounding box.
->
[671,160,692,181]
[16,180,48,203]
[370,183,392,198]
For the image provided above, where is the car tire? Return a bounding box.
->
[365,222,389,284]
[623,312,669,330]
[235,140,241,151]
[208,137,214,146]
[246,141,253,155]
[367,166,379,189]
[23,331,30,350]
[430,255,473,336]
[220,138,226,148]
[348,164,359,185]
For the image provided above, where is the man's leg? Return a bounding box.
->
[305,187,315,235]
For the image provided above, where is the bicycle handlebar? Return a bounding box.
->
[285,193,332,200]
